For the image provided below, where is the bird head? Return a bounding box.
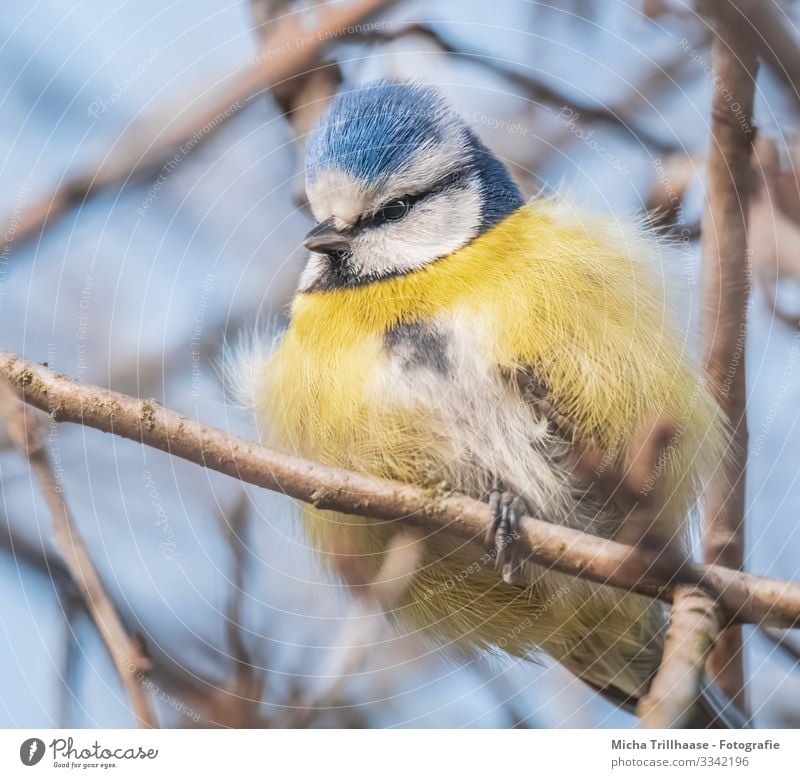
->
[300,80,523,291]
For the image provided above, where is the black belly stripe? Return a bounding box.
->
[383,321,450,376]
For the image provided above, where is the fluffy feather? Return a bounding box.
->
[252,197,728,701]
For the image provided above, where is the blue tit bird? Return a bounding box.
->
[250,80,743,727]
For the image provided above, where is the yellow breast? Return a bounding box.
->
[259,201,723,481]
[254,200,724,676]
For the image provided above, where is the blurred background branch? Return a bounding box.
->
[698,4,759,715]
[0,379,157,727]
[0,0,397,251]
[637,587,722,728]
[2,349,799,632]
[2,0,800,729]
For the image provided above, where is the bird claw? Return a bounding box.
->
[484,482,525,584]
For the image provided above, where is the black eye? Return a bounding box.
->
[377,198,410,223]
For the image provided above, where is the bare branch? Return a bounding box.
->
[761,627,800,664]
[249,0,343,211]
[700,11,759,712]
[749,136,800,329]
[646,153,700,227]
[0,517,73,588]
[355,22,682,154]
[637,587,722,728]
[58,598,81,728]
[286,527,423,727]
[1,349,799,630]
[215,490,269,727]
[0,0,399,252]
[0,378,157,728]
[582,419,727,728]
[715,0,800,109]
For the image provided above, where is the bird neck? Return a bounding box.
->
[289,203,531,343]
[465,130,525,229]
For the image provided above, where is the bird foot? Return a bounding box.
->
[484,482,525,584]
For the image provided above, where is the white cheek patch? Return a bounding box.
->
[297,251,329,293]
[348,178,482,277]
[301,126,481,288]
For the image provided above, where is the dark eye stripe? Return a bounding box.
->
[376,198,410,222]
[363,169,472,231]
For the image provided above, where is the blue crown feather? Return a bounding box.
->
[306,80,451,183]
[306,79,524,229]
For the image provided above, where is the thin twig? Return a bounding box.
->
[714,0,800,109]
[749,136,800,330]
[637,587,722,728]
[761,627,800,664]
[700,11,759,712]
[2,349,799,629]
[582,419,727,728]
[355,22,682,154]
[58,598,81,728]
[249,0,343,211]
[0,516,73,587]
[286,527,423,727]
[215,490,268,728]
[0,378,157,727]
[0,0,399,252]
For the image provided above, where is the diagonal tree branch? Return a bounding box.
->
[581,418,738,728]
[0,0,399,252]
[0,378,157,728]
[637,587,722,728]
[354,22,684,154]
[1,348,799,630]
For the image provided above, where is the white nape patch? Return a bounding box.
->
[302,129,482,290]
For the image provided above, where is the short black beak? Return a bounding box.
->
[303,218,351,255]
